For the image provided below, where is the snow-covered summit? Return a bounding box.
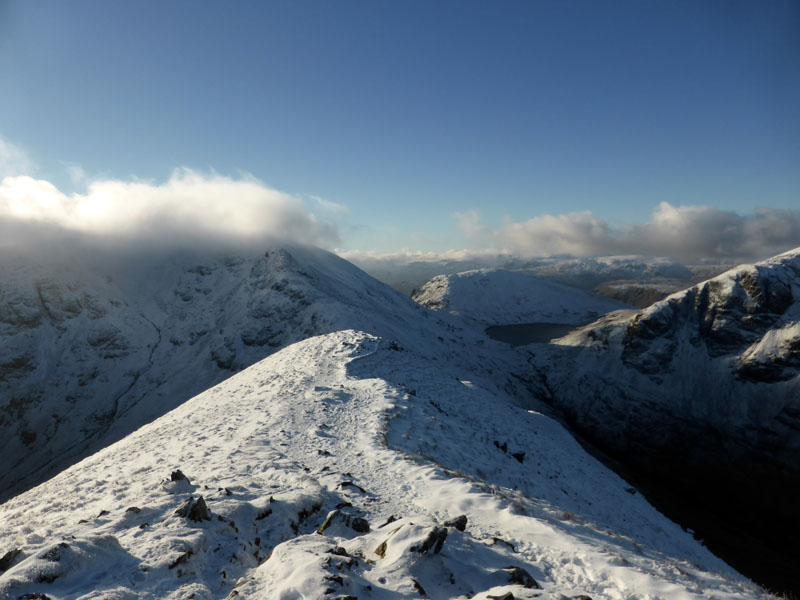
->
[0,245,519,503]
[413,268,628,325]
[0,330,766,599]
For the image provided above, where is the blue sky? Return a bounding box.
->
[1,0,798,257]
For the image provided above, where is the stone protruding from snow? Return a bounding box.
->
[443,514,468,532]
[316,509,370,536]
[174,496,211,522]
[502,565,540,589]
[0,549,22,573]
[410,526,447,555]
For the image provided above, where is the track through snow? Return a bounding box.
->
[0,331,768,599]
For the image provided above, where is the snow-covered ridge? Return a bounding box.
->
[412,269,628,325]
[0,245,524,502]
[0,330,765,599]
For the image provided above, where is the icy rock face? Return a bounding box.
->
[0,245,517,502]
[537,247,800,478]
[413,269,627,325]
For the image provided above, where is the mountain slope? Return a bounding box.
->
[0,245,524,502]
[412,269,627,325]
[0,330,766,600]
[529,247,800,590]
[537,247,800,472]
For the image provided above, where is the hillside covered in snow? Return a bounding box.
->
[528,247,800,591]
[0,330,767,600]
[412,269,627,325]
[0,245,526,504]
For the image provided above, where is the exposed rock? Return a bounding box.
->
[502,566,540,589]
[487,593,514,600]
[374,540,388,559]
[379,515,398,528]
[411,578,427,596]
[171,469,190,482]
[42,542,68,562]
[351,517,370,533]
[175,496,211,522]
[255,507,272,521]
[410,526,447,555]
[188,496,211,522]
[0,548,22,572]
[443,514,468,532]
[491,537,516,552]
[316,509,370,535]
[175,498,193,518]
[168,549,193,570]
[339,481,366,493]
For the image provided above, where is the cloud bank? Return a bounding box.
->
[0,169,340,251]
[486,202,800,263]
[343,203,800,271]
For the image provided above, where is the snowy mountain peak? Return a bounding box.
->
[0,245,520,503]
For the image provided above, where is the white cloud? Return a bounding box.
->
[337,247,510,265]
[454,209,488,242]
[310,194,349,215]
[0,136,34,177]
[340,202,800,272]
[63,163,88,184]
[493,211,615,258]
[488,202,800,262]
[0,168,340,250]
